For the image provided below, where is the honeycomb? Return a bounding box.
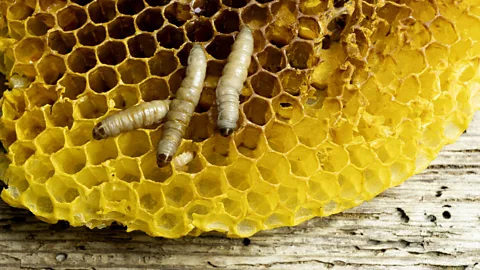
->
[1,0,480,238]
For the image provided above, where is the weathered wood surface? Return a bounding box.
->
[1,113,480,270]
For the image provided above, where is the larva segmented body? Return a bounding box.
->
[216,26,254,137]
[172,151,195,170]
[92,99,171,140]
[7,74,31,89]
[157,45,207,167]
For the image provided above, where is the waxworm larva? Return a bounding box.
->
[157,44,207,167]
[172,151,195,170]
[92,99,171,140]
[7,74,32,90]
[215,26,254,137]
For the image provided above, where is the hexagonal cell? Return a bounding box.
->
[286,41,316,69]
[38,55,66,85]
[9,141,36,166]
[374,138,402,164]
[136,8,164,32]
[266,23,295,48]
[430,16,458,45]
[117,0,145,15]
[136,180,164,214]
[114,157,142,183]
[46,174,82,203]
[242,4,271,29]
[7,20,26,40]
[194,166,226,198]
[173,143,205,173]
[51,147,87,174]
[299,0,327,15]
[77,23,107,46]
[48,31,76,55]
[60,73,87,100]
[108,85,140,109]
[154,210,186,235]
[247,191,275,216]
[7,1,35,20]
[139,78,170,102]
[140,151,173,182]
[97,41,127,66]
[66,121,94,147]
[23,153,55,184]
[222,0,249,8]
[76,93,108,119]
[47,100,74,129]
[347,144,376,170]
[118,59,148,84]
[39,0,67,12]
[393,48,426,78]
[273,94,304,124]
[76,165,110,189]
[25,84,58,109]
[34,195,54,214]
[257,47,286,73]
[280,69,308,96]
[16,109,46,141]
[234,125,267,159]
[149,51,178,77]
[168,68,186,95]
[88,66,118,93]
[243,97,273,126]
[192,0,221,17]
[201,134,238,166]
[58,6,87,31]
[102,181,136,210]
[287,145,319,177]
[364,163,390,196]
[298,17,320,40]
[26,13,55,36]
[117,130,151,157]
[157,25,185,49]
[185,20,214,43]
[185,113,215,142]
[67,48,97,73]
[108,16,135,39]
[186,199,214,220]
[206,35,234,60]
[256,152,289,184]
[338,165,363,200]
[85,138,118,165]
[163,175,194,208]
[265,121,297,153]
[164,2,192,26]
[2,89,26,121]
[14,37,44,64]
[127,33,157,58]
[225,158,258,191]
[214,9,240,34]
[294,117,327,148]
[250,71,281,98]
[88,0,116,23]
[35,127,65,155]
[308,170,340,202]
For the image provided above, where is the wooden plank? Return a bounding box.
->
[1,113,480,269]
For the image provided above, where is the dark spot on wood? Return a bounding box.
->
[443,205,451,208]
[76,244,86,250]
[436,191,442,197]
[396,208,410,223]
[442,211,451,219]
[207,261,218,268]
[242,238,251,246]
[427,215,437,222]
[441,186,448,190]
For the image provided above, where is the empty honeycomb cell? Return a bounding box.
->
[256,151,290,184]
[114,157,141,183]
[187,199,213,220]
[214,9,239,34]
[16,109,46,141]
[88,0,116,23]
[234,125,267,159]
[286,41,316,69]
[46,175,83,203]
[25,84,58,109]
[136,180,164,214]
[206,35,234,60]
[140,151,173,182]
[154,210,186,236]
[76,93,108,119]
[220,197,245,219]
[67,48,97,73]
[14,37,44,64]
[26,13,55,36]
[364,163,390,196]
[194,166,226,198]
[47,100,74,129]
[185,19,214,42]
[202,134,237,166]
[139,78,169,102]
[278,185,302,211]
[75,165,110,189]
[58,6,88,31]
[60,74,87,100]
[319,145,349,172]
[157,25,185,49]
[7,21,26,40]
[117,130,151,157]
[308,170,340,202]
[108,85,139,109]
[280,69,308,96]
[39,0,67,12]
[9,141,36,166]
[7,2,34,21]
[127,34,157,58]
[266,23,294,48]
[85,138,118,165]
[108,16,135,39]
[242,4,271,29]
[168,67,185,95]
[185,113,215,142]
[35,127,65,155]
[196,86,216,113]
[251,71,281,98]
[25,154,54,183]
[65,121,94,147]
[3,165,30,196]
[265,121,297,153]
[176,43,194,67]
[247,191,276,217]
[38,54,66,85]
[298,17,320,40]
[287,145,318,177]
[97,41,127,66]
[165,2,192,26]
[51,147,86,174]
[118,59,148,84]
[102,181,136,208]
[393,48,426,78]
[235,218,262,236]
[88,67,118,93]
[396,75,420,103]
[2,89,27,121]
[48,31,76,55]
[243,97,273,126]
[35,195,54,214]
[149,51,178,77]
[163,175,194,208]
[347,144,376,169]
[225,158,257,191]
[338,165,363,200]
[117,0,145,15]
[293,117,327,147]
[136,8,164,32]
[77,23,107,46]
[430,16,458,45]
[257,46,286,73]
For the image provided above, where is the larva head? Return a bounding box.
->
[157,153,173,168]
[92,122,107,140]
[220,128,234,137]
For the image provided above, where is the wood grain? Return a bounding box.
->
[1,113,480,270]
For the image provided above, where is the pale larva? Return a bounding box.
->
[172,151,195,170]
[92,99,171,140]
[215,26,254,137]
[7,74,32,89]
[157,44,207,167]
